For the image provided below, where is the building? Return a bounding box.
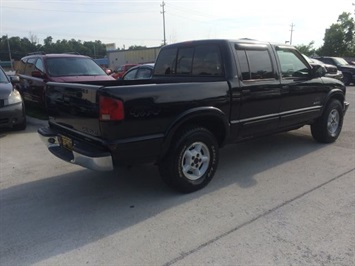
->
[107,47,161,70]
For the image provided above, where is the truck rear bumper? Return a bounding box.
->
[38,127,114,171]
[344,101,350,115]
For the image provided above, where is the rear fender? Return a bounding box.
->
[160,107,229,158]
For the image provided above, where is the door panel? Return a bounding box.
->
[231,46,281,138]
[276,48,325,128]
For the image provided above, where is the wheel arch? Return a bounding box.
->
[323,89,345,111]
[160,107,229,159]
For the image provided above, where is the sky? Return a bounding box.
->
[0,0,354,50]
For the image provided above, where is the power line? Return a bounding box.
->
[1,5,155,14]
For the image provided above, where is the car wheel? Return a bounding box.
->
[159,127,219,193]
[342,73,351,86]
[311,99,343,143]
[14,104,27,130]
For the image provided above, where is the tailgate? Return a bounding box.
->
[46,82,103,137]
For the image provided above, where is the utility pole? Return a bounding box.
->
[289,23,295,45]
[161,1,166,46]
[6,35,14,71]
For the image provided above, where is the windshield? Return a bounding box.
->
[46,57,107,77]
[0,68,10,83]
[333,57,349,65]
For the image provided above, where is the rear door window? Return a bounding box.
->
[154,45,224,76]
[236,47,274,81]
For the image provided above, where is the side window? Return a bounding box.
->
[154,45,224,77]
[18,58,27,74]
[319,58,333,65]
[236,50,250,80]
[154,48,177,75]
[277,49,310,78]
[192,45,223,76]
[247,50,274,79]
[136,68,152,79]
[123,69,138,80]
[176,47,194,75]
[236,49,274,81]
[25,58,37,76]
[35,58,44,73]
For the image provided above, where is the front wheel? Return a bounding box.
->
[159,127,219,193]
[311,99,343,143]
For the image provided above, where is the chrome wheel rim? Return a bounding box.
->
[181,142,210,181]
[327,109,340,136]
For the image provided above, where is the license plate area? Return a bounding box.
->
[58,134,73,151]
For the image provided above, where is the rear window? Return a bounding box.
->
[154,45,224,76]
[46,57,107,77]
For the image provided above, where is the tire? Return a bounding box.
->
[14,103,27,131]
[159,127,219,193]
[311,99,343,143]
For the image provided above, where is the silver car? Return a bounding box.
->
[0,67,26,130]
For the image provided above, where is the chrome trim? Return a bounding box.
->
[230,113,278,125]
[71,150,113,171]
[344,101,350,114]
[230,106,322,125]
[38,132,113,171]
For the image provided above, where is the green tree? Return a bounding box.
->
[295,41,316,56]
[128,45,147,50]
[317,12,355,56]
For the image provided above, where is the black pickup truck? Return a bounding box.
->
[38,39,349,193]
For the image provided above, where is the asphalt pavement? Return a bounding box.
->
[0,88,354,266]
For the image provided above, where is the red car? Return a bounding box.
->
[17,53,115,106]
[111,64,137,79]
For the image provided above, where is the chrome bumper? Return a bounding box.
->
[344,101,350,115]
[38,127,114,171]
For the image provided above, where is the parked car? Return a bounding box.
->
[303,55,343,81]
[313,56,355,85]
[111,64,137,79]
[0,66,26,130]
[16,53,115,106]
[122,64,154,80]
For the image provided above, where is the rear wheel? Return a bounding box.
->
[311,99,343,143]
[159,127,219,193]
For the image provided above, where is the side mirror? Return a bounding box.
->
[31,70,44,78]
[9,75,20,83]
[311,64,326,78]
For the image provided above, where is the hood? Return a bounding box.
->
[50,75,115,82]
[0,82,13,99]
[339,64,355,70]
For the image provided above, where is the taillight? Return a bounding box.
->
[99,96,124,121]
